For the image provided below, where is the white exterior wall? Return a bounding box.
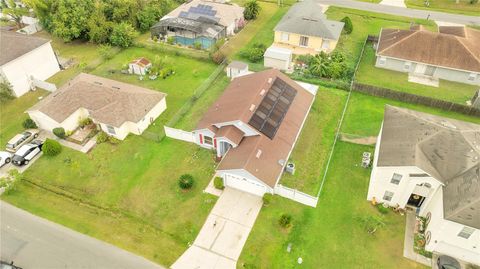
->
[213,121,258,136]
[217,169,273,196]
[226,22,236,36]
[264,57,289,71]
[226,67,248,79]
[28,108,89,133]
[1,42,59,97]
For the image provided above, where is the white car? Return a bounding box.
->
[0,151,12,167]
[11,141,43,166]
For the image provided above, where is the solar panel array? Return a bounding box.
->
[190,4,217,16]
[248,79,297,139]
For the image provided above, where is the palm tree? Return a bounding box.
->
[309,53,329,78]
[244,0,260,20]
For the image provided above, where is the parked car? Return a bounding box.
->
[0,151,12,168]
[11,141,43,166]
[6,130,39,153]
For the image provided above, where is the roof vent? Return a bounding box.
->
[267,78,273,84]
[260,89,266,96]
[256,149,262,159]
[112,86,120,90]
[249,104,256,111]
[94,81,103,85]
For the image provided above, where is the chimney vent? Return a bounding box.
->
[249,104,256,111]
[256,149,262,159]
[260,89,266,96]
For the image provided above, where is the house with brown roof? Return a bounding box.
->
[375,26,480,86]
[165,69,317,196]
[27,73,167,140]
[0,31,60,97]
[367,106,480,267]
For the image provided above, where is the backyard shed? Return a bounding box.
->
[264,46,292,71]
[226,61,249,79]
[128,57,152,75]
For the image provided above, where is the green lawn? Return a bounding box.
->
[342,92,480,137]
[239,141,426,269]
[405,0,480,16]
[279,87,347,195]
[355,44,478,104]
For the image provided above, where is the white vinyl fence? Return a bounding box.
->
[274,184,318,207]
[32,78,57,92]
[164,126,196,143]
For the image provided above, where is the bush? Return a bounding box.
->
[0,81,15,103]
[244,0,260,20]
[213,176,224,190]
[376,203,389,214]
[178,174,194,190]
[193,41,202,50]
[263,193,273,206]
[210,51,226,64]
[240,44,266,63]
[78,117,93,127]
[53,127,66,139]
[96,131,109,144]
[167,36,175,45]
[109,22,137,48]
[98,44,115,60]
[341,16,353,34]
[279,214,292,228]
[42,139,62,156]
[470,0,478,4]
[108,136,121,144]
[22,118,37,129]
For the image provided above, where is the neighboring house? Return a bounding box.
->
[264,46,293,71]
[27,73,167,140]
[151,0,244,49]
[272,0,344,55]
[0,31,60,97]
[166,69,317,196]
[376,26,480,86]
[367,105,480,267]
[129,57,152,75]
[225,61,249,79]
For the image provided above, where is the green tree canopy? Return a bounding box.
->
[244,0,260,20]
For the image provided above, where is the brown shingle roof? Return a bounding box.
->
[0,31,51,66]
[197,69,315,187]
[216,125,244,145]
[130,57,151,67]
[377,26,480,72]
[28,73,166,127]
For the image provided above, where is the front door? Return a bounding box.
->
[407,193,425,208]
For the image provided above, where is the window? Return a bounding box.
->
[106,125,116,135]
[458,226,475,239]
[383,191,394,202]
[426,212,432,226]
[321,40,330,49]
[468,73,477,81]
[390,173,402,185]
[378,57,386,65]
[281,32,289,42]
[299,36,309,47]
[404,62,411,71]
[203,136,213,146]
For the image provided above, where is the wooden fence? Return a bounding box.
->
[352,82,480,117]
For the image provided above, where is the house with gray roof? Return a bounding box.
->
[271,0,344,55]
[0,31,60,97]
[367,105,480,267]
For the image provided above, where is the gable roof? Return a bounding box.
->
[196,69,315,187]
[377,26,480,72]
[28,73,166,127]
[0,31,51,66]
[274,0,344,40]
[130,57,151,67]
[378,106,480,229]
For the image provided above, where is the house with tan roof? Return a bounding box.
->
[367,106,480,267]
[376,26,480,86]
[27,73,167,140]
[165,69,317,196]
[0,31,60,97]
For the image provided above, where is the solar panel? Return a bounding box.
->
[248,78,297,139]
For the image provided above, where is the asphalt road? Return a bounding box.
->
[318,0,480,26]
[0,201,165,269]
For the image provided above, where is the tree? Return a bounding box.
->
[309,52,329,78]
[341,16,353,34]
[2,0,29,29]
[22,118,37,129]
[50,0,94,41]
[42,139,62,156]
[0,80,15,103]
[23,0,54,32]
[244,0,260,20]
[87,1,112,43]
[109,22,137,47]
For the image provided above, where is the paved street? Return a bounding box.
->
[317,0,480,26]
[0,201,165,269]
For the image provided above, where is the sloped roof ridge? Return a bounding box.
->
[378,30,420,55]
[456,35,480,64]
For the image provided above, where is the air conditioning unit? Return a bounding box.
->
[285,162,295,175]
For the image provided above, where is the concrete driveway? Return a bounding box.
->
[172,188,262,269]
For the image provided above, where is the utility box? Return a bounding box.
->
[285,162,295,175]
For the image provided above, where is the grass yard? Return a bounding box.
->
[279,87,347,195]
[239,141,426,269]
[355,44,478,104]
[405,0,480,16]
[342,92,480,137]
[325,7,436,71]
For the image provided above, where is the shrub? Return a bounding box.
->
[0,81,15,103]
[279,214,292,228]
[98,44,115,60]
[193,41,202,50]
[376,203,389,214]
[341,16,353,34]
[178,174,194,190]
[96,131,109,144]
[109,22,137,48]
[210,51,226,64]
[263,193,273,206]
[53,127,66,139]
[22,118,37,129]
[213,176,224,190]
[470,0,478,4]
[167,36,175,45]
[244,0,260,20]
[108,136,121,144]
[78,117,93,127]
[42,139,62,156]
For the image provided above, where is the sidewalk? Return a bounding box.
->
[403,211,432,267]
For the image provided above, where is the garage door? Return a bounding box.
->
[224,174,266,196]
